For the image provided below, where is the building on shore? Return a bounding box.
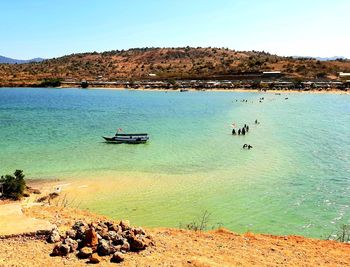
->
[262,71,282,79]
[339,72,350,80]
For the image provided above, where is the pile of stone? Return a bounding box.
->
[48,220,153,264]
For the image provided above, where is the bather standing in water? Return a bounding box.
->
[238,129,241,135]
[242,128,246,135]
[232,128,236,135]
[246,125,249,132]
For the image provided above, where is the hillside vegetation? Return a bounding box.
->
[1,47,350,86]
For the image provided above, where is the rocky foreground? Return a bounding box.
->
[48,220,153,264]
[0,205,350,266]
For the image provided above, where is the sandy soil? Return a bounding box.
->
[0,203,53,237]
[0,205,349,267]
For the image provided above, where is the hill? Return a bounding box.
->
[0,55,45,64]
[1,47,350,86]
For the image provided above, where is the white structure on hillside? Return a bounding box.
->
[339,72,350,80]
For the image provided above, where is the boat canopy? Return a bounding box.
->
[115,133,148,136]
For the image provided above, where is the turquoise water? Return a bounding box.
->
[0,88,349,238]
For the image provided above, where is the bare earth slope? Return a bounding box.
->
[1,47,350,86]
[0,206,349,267]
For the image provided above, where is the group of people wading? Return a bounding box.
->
[231,124,249,136]
[232,119,260,150]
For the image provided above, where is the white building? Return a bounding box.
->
[339,72,350,80]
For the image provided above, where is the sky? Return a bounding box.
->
[0,0,349,59]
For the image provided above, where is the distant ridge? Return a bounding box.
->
[0,47,350,86]
[0,55,45,64]
[293,56,347,61]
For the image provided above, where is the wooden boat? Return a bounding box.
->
[102,133,149,144]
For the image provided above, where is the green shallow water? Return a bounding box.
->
[0,88,349,238]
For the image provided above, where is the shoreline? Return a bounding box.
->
[1,85,349,94]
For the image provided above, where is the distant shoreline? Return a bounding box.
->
[1,85,349,94]
[84,87,350,94]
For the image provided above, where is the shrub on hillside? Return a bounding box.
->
[38,78,62,87]
[0,170,26,200]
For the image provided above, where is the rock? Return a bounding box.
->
[99,228,110,240]
[133,227,146,235]
[78,247,93,259]
[119,220,131,231]
[76,226,86,240]
[121,241,130,252]
[130,238,147,251]
[73,220,87,230]
[109,223,122,233]
[37,195,49,203]
[63,237,78,252]
[66,229,76,239]
[51,244,60,256]
[51,243,70,256]
[106,221,115,230]
[111,235,125,246]
[76,239,82,247]
[32,188,41,194]
[109,244,121,254]
[95,221,108,233]
[60,244,71,256]
[111,252,125,263]
[84,227,98,249]
[89,253,101,264]
[98,222,109,228]
[108,231,118,241]
[47,229,61,243]
[127,233,147,251]
[23,192,30,197]
[97,239,110,256]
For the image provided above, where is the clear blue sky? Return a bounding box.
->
[1,0,349,59]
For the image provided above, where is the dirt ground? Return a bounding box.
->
[0,205,349,267]
[0,203,53,237]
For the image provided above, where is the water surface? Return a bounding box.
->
[0,88,349,238]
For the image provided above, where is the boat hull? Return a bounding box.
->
[102,135,148,144]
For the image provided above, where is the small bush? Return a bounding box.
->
[180,210,211,231]
[328,225,350,243]
[37,78,62,87]
[0,170,26,200]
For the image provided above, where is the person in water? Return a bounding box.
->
[248,145,253,149]
[255,119,258,124]
[232,128,236,135]
[242,128,246,135]
[246,125,249,132]
[238,129,241,135]
[243,144,247,149]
